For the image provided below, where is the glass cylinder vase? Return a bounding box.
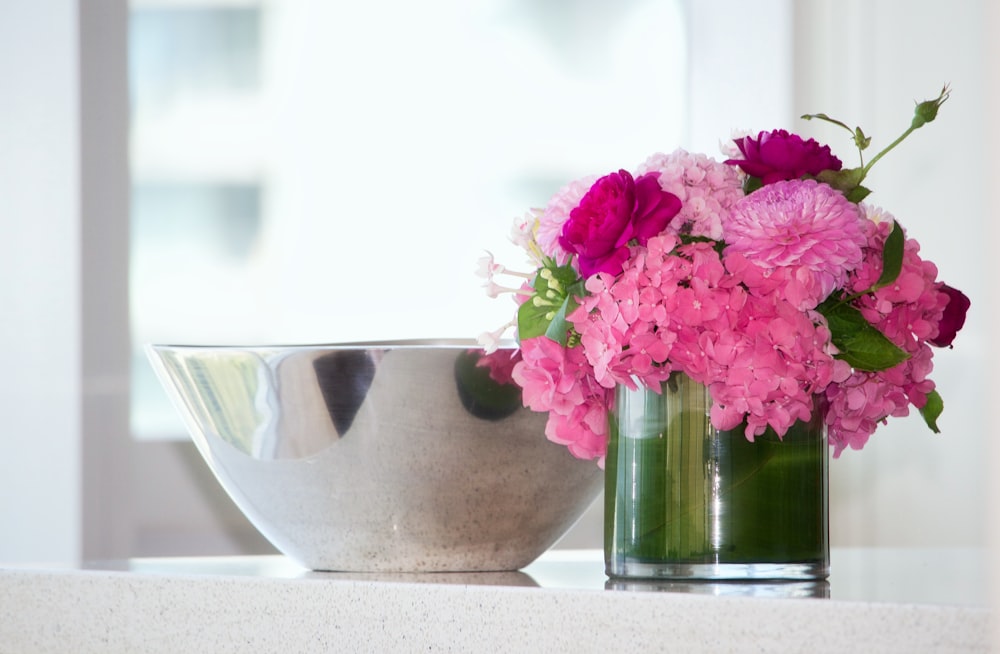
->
[604,372,829,581]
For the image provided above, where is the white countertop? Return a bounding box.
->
[1,548,994,652]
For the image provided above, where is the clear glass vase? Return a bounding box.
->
[604,373,829,580]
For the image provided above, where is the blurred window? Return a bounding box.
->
[128,0,688,439]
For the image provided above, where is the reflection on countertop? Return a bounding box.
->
[66,547,990,607]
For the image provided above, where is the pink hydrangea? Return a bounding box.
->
[569,233,690,391]
[704,292,851,439]
[565,233,848,440]
[724,179,866,309]
[511,336,611,464]
[545,398,611,466]
[824,219,951,455]
[637,149,744,240]
[498,147,966,465]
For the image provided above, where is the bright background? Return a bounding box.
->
[128,0,690,439]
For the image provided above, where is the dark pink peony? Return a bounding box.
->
[559,170,681,277]
[726,129,842,185]
[929,284,970,348]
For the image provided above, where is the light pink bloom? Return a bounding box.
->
[637,149,744,240]
[535,176,597,263]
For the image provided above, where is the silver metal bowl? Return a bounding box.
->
[147,339,603,572]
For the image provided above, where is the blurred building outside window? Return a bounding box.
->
[128,0,688,439]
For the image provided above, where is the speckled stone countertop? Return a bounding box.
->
[1,548,993,652]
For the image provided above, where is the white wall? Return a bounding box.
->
[982,0,1000,637]
[0,0,133,564]
[0,2,84,563]
[793,0,990,548]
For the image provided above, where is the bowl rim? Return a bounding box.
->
[147,338,519,351]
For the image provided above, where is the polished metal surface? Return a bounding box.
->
[147,340,603,572]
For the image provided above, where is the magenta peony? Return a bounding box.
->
[558,170,680,277]
[929,284,970,348]
[726,129,842,185]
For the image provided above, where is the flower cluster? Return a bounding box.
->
[478,87,968,464]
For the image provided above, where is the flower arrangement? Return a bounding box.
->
[478,87,969,466]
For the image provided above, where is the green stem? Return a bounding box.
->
[860,125,916,178]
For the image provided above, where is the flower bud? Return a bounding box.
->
[910,85,950,129]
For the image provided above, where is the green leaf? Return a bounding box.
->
[543,294,577,346]
[801,112,853,134]
[547,261,582,290]
[516,295,552,341]
[815,167,866,194]
[844,185,871,203]
[919,389,944,433]
[871,220,905,291]
[516,262,583,342]
[854,126,872,151]
[819,299,910,371]
[743,176,763,194]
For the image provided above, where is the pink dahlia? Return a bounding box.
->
[726,129,842,185]
[636,149,744,240]
[723,179,866,309]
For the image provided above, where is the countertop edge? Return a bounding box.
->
[0,564,993,653]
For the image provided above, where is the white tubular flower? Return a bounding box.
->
[477,326,508,354]
[476,251,505,280]
[509,213,535,251]
[484,280,524,299]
